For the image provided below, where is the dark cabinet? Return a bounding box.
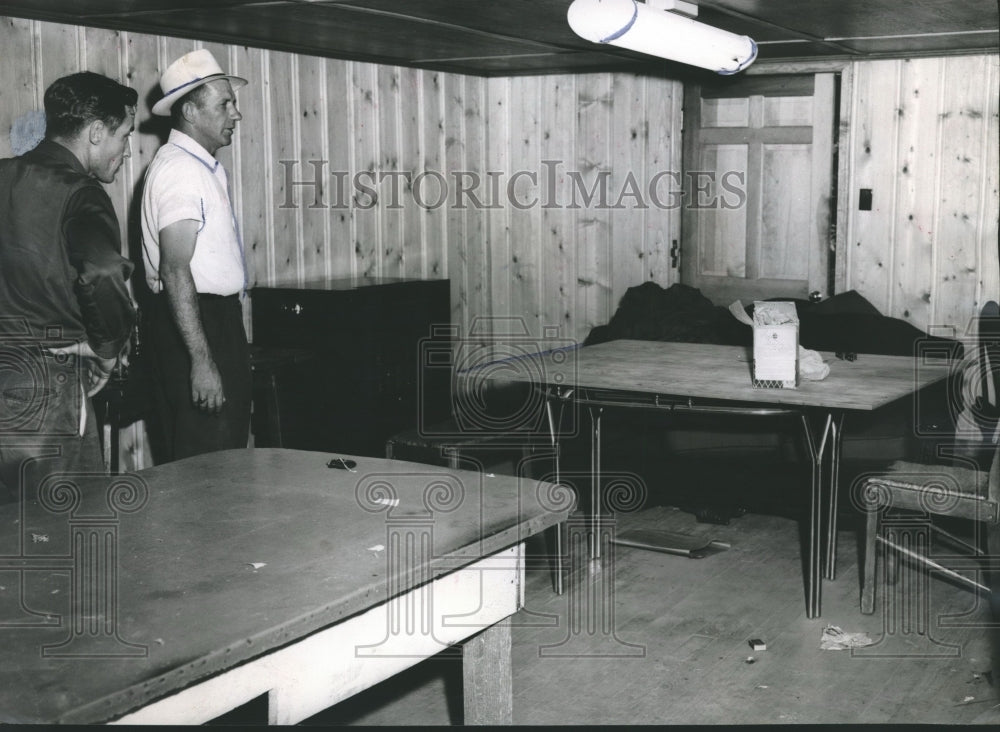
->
[250,278,452,457]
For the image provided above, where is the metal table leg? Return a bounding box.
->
[589,405,603,560]
[799,411,832,619]
[824,412,845,580]
[544,392,567,595]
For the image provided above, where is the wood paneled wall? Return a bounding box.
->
[2,17,997,470]
[844,55,999,337]
[0,16,682,469]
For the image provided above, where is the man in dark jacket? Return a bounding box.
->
[0,71,137,502]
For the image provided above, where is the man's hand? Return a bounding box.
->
[159,219,226,416]
[47,341,118,396]
[191,358,226,414]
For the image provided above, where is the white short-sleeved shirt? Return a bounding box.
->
[141,129,246,296]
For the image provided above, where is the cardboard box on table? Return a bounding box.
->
[752,301,798,389]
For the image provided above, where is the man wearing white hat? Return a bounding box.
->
[141,49,251,463]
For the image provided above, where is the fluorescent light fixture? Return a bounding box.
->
[567,0,758,74]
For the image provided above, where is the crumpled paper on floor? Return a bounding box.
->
[820,624,874,650]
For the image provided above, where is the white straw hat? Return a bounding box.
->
[152,49,247,116]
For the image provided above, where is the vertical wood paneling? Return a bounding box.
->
[419,69,447,282]
[81,25,121,78]
[485,76,511,330]
[36,21,79,97]
[833,66,855,294]
[351,62,379,279]
[325,58,353,279]
[576,74,614,334]
[269,51,299,285]
[893,59,941,327]
[398,66,425,279]
[12,16,995,474]
[610,73,647,312]
[451,74,488,336]
[1,17,41,160]
[848,59,900,315]
[539,74,578,348]
[298,54,327,280]
[844,55,999,336]
[235,46,269,289]
[444,73,470,331]
[509,75,542,341]
[125,32,163,193]
[982,59,1000,308]
[934,55,991,329]
[645,77,681,287]
[377,65,403,278]
[4,16,683,356]
[466,75,489,337]
[808,73,836,299]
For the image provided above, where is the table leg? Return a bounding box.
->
[589,405,603,560]
[544,395,564,595]
[799,412,832,619]
[824,413,845,580]
[462,618,513,725]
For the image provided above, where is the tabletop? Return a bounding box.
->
[473,340,954,412]
[0,448,568,724]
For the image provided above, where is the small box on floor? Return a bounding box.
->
[752,301,798,389]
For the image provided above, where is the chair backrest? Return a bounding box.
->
[972,302,1000,439]
[977,301,1000,503]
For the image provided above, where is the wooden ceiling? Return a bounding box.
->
[3,0,998,77]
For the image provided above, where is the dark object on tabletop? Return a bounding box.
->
[585,282,749,347]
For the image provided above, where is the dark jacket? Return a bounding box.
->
[0,139,135,358]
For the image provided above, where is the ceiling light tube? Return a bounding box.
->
[567,0,758,74]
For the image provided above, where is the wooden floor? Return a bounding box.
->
[297,505,1000,726]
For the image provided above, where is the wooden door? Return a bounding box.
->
[681,74,837,305]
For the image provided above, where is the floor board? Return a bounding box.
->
[303,506,1000,726]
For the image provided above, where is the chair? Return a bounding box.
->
[859,301,1000,614]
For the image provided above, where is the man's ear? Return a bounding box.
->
[87,119,107,146]
[179,98,198,125]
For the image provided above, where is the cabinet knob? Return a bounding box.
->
[284,302,304,315]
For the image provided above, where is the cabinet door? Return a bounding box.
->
[681,73,836,305]
[250,281,451,457]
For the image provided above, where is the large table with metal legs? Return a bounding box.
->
[472,339,953,619]
[0,448,569,724]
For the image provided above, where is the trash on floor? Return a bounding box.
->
[819,624,874,650]
[970,671,994,686]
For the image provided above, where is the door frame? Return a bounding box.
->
[679,59,854,300]
[742,59,854,297]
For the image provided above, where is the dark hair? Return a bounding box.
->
[169,83,213,127]
[43,71,138,139]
